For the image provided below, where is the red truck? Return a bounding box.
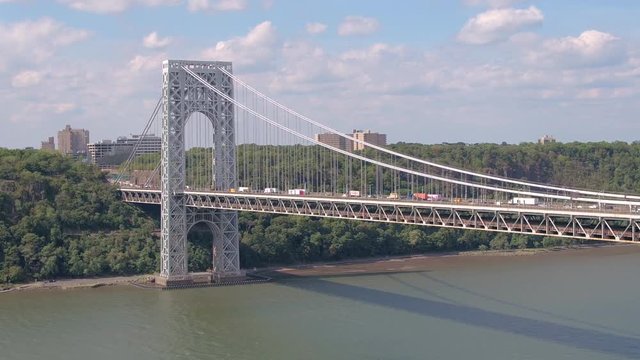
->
[412,193,442,201]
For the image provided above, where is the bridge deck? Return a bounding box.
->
[121,188,640,243]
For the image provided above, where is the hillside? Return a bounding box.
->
[0,149,157,283]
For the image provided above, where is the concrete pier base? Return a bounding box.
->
[155,274,194,287]
[155,270,248,288]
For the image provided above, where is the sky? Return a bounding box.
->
[1,0,640,148]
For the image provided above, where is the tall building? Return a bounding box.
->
[88,134,161,168]
[538,134,556,144]
[116,134,162,156]
[87,140,118,165]
[315,129,388,152]
[58,124,90,155]
[40,137,55,151]
[352,129,387,151]
[314,133,354,152]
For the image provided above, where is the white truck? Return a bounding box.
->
[508,197,539,206]
[263,188,279,194]
[348,190,361,197]
[287,189,305,196]
[238,187,251,192]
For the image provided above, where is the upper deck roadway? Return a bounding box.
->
[120,188,640,243]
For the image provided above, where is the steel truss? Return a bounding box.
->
[160,60,240,283]
[122,189,640,243]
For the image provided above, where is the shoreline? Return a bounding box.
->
[259,242,633,279]
[0,275,155,294]
[1,243,636,293]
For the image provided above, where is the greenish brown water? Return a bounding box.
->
[2,246,640,360]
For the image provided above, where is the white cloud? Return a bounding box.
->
[458,6,543,45]
[128,53,166,72]
[9,102,77,123]
[306,22,327,35]
[11,70,42,87]
[59,0,131,13]
[143,31,171,49]
[58,0,180,14]
[528,30,624,67]
[268,41,350,94]
[214,0,246,10]
[187,0,246,12]
[52,102,77,113]
[187,0,207,11]
[201,21,277,68]
[464,0,523,8]
[0,18,90,70]
[340,43,405,62]
[338,16,379,36]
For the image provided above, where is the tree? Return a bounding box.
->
[489,233,510,250]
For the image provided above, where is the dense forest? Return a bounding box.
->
[3,141,640,283]
[0,149,157,283]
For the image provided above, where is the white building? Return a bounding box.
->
[88,134,161,168]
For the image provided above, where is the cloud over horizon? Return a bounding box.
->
[458,6,543,45]
[0,17,90,70]
[143,31,172,49]
[201,21,277,68]
[1,1,639,148]
[528,30,625,68]
[338,16,380,36]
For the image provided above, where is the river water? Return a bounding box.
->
[2,246,640,360]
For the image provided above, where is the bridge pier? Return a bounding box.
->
[159,60,241,285]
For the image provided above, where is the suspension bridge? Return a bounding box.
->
[117,60,640,286]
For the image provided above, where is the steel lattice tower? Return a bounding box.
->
[159,60,240,285]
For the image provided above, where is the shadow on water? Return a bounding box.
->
[415,272,640,339]
[387,273,461,305]
[266,269,429,280]
[277,272,640,359]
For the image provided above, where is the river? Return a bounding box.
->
[1,245,640,360]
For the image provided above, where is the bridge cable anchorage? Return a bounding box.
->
[116,95,163,184]
[183,66,640,207]
[217,67,640,203]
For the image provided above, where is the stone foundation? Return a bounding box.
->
[155,270,248,287]
[155,274,194,287]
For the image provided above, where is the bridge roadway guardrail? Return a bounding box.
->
[120,188,640,243]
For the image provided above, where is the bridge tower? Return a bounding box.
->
[159,60,240,286]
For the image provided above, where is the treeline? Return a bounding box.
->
[388,141,640,192]
[237,214,567,268]
[0,149,157,283]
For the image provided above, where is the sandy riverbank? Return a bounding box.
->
[261,243,640,278]
[0,275,154,293]
[2,243,638,293]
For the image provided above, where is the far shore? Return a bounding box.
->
[2,243,638,293]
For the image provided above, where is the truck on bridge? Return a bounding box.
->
[508,197,539,205]
[413,193,443,201]
[287,189,306,196]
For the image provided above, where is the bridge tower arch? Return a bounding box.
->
[160,60,240,285]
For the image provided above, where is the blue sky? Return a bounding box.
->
[1,0,640,148]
